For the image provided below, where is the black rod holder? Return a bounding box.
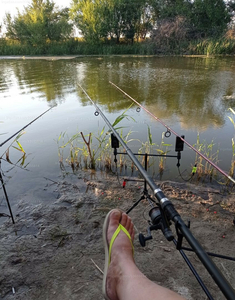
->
[0,166,15,224]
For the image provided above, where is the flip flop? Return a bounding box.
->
[102,209,134,300]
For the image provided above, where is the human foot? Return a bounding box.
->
[102,209,135,300]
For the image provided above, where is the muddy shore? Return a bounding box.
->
[0,172,235,299]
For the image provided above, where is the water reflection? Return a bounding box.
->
[0,60,15,93]
[1,56,235,213]
[77,57,235,131]
[1,57,235,131]
[0,60,77,103]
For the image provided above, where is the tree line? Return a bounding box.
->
[1,0,235,54]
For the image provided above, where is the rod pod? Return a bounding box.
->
[79,85,235,300]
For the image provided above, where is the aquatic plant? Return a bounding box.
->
[57,108,136,172]
[0,131,27,168]
[156,132,172,177]
[192,133,219,183]
[189,38,235,56]
[138,125,154,158]
[137,127,172,177]
[0,38,157,56]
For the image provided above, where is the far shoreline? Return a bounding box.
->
[1,54,235,60]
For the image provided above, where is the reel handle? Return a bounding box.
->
[139,233,152,247]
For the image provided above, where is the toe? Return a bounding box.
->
[125,215,131,231]
[120,214,135,241]
[107,209,122,243]
[120,212,128,227]
[109,209,122,227]
[130,223,135,240]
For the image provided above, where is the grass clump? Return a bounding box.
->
[57,107,136,172]
[192,133,219,183]
[188,38,235,56]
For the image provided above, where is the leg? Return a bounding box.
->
[103,209,185,300]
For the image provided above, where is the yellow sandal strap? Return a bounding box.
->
[108,224,134,265]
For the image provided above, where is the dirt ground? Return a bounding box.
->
[0,171,235,300]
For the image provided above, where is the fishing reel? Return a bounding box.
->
[139,205,174,247]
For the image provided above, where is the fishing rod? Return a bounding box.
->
[0,105,55,224]
[79,85,235,300]
[0,106,55,148]
[0,161,15,224]
[109,81,235,185]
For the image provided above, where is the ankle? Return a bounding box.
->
[111,246,134,265]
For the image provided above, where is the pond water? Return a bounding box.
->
[1,56,235,217]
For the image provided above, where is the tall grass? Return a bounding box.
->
[58,123,235,187]
[192,133,219,183]
[188,38,235,55]
[57,108,136,172]
[0,38,158,56]
[1,36,235,56]
[58,120,175,183]
[2,30,235,57]
[0,131,28,169]
[57,129,129,172]
[137,128,172,177]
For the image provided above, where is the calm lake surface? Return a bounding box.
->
[1,56,235,216]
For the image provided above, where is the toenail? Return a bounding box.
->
[112,210,120,218]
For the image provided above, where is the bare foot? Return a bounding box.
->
[104,210,135,300]
[103,210,186,300]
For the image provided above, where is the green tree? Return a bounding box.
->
[157,0,192,19]
[110,0,145,43]
[191,0,231,36]
[136,0,159,39]
[69,0,102,42]
[70,0,146,43]
[4,0,72,47]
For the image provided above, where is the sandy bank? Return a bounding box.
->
[0,173,235,300]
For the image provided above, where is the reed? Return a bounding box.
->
[156,132,172,178]
[137,127,172,177]
[138,125,154,165]
[0,131,27,223]
[57,117,178,181]
[58,130,112,171]
[57,108,135,172]
[0,131,26,167]
[192,133,219,183]
[0,38,158,56]
[2,33,235,56]
[58,115,235,185]
[189,38,235,55]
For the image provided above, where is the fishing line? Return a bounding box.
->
[0,157,30,172]
[177,164,197,182]
[0,106,55,148]
[0,105,56,224]
[109,81,235,185]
